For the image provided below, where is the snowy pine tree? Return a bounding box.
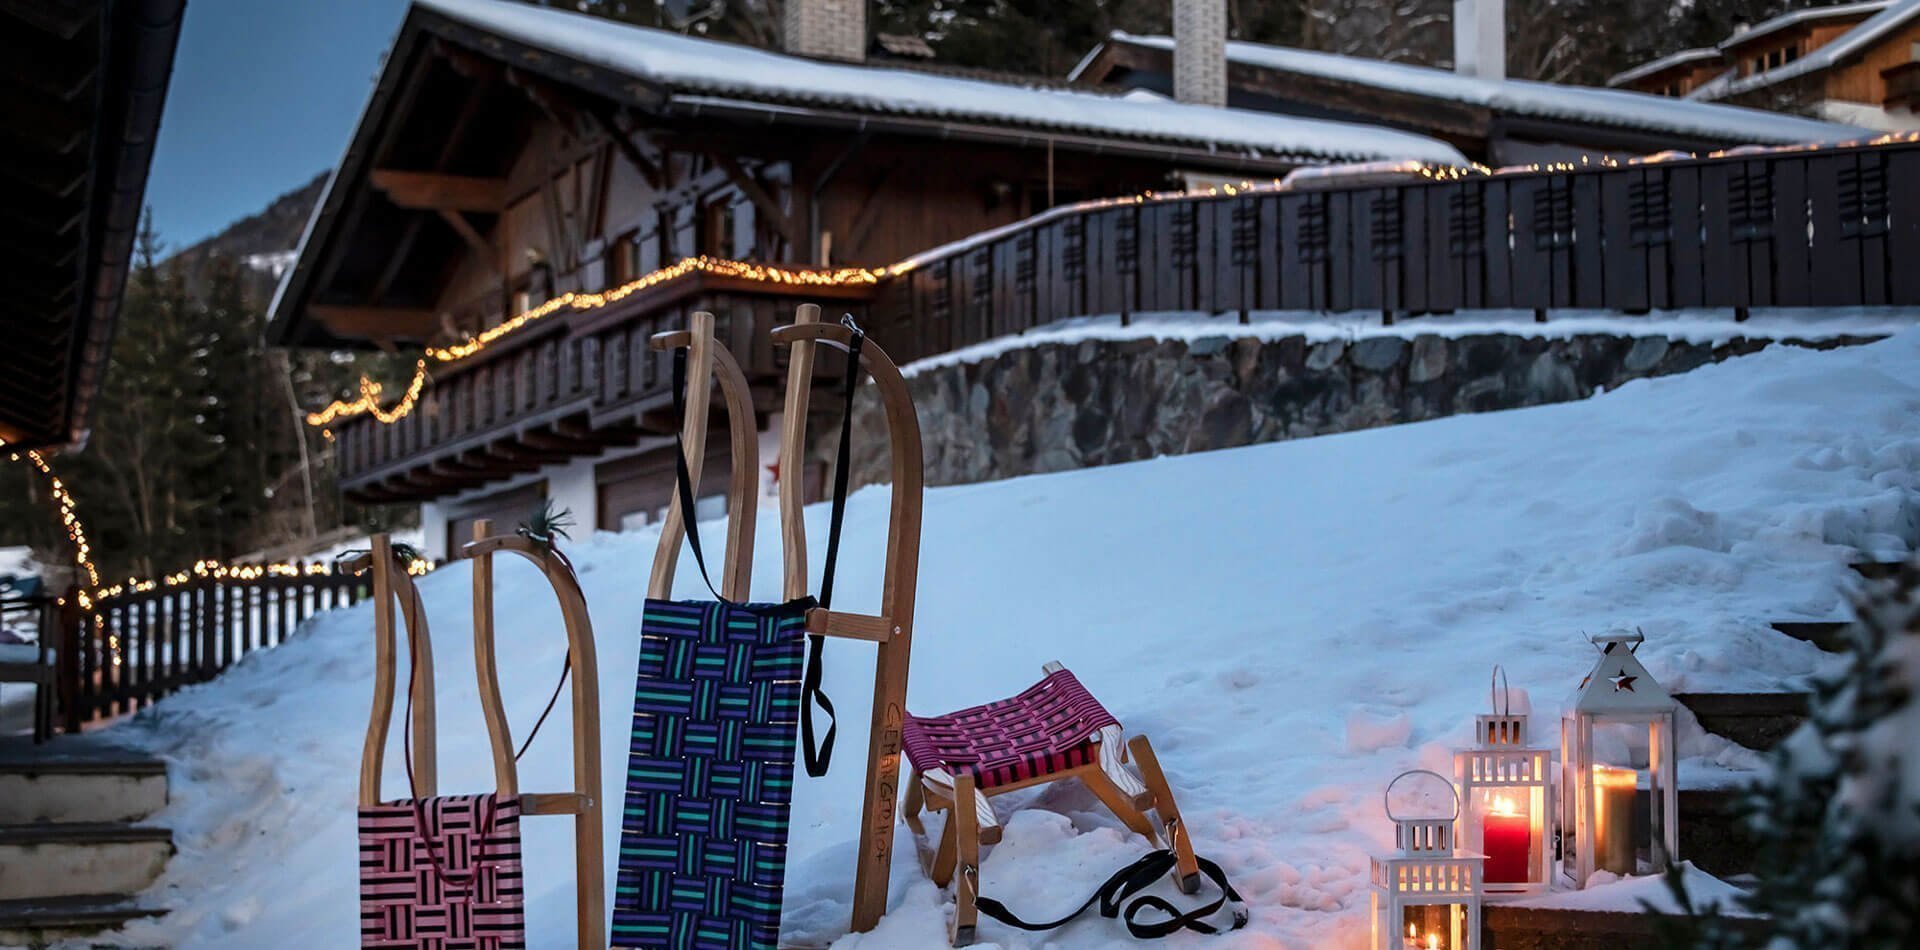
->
[1666,558,1920,947]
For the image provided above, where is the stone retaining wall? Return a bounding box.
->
[839,331,1876,489]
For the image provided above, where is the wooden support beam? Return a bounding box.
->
[590,108,662,190]
[710,151,803,250]
[437,208,501,268]
[311,305,441,341]
[370,170,509,213]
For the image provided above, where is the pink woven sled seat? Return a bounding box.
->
[899,662,1205,945]
[902,666,1120,790]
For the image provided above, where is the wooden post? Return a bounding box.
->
[470,519,520,798]
[55,590,82,733]
[779,304,820,602]
[770,313,925,934]
[648,311,714,599]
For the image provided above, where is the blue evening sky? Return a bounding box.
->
[146,0,412,252]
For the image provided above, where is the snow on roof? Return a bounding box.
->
[1720,0,1920,96]
[415,0,1468,166]
[1089,32,1865,145]
[1719,0,1894,52]
[1607,48,1722,88]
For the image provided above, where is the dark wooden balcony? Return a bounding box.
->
[1885,60,1920,111]
[333,269,874,504]
[335,140,1920,502]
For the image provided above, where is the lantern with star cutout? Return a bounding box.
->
[1559,630,1679,887]
[1454,666,1554,897]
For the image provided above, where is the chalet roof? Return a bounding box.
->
[418,0,1466,166]
[1606,48,1722,88]
[1718,0,1894,52]
[0,0,186,450]
[1718,0,1920,96]
[1078,33,1865,147]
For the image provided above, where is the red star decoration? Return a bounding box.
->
[767,460,781,485]
[1609,672,1638,692]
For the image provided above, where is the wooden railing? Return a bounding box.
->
[864,140,1920,364]
[57,570,368,730]
[332,140,1920,497]
[335,279,870,502]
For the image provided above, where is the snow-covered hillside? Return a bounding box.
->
[103,332,1920,948]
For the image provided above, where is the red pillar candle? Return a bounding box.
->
[1483,798,1531,883]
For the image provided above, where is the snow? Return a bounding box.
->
[894,306,1920,378]
[414,0,1468,166]
[0,546,35,580]
[1717,1,1895,53]
[1720,0,1920,97]
[1509,861,1758,916]
[242,250,297,280]
[1606,49,1721,89]
[1091,33,1867,146]
[92,330,1920,947]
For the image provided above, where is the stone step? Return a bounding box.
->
[1674,691,1811,751]
[1676,788,1758,880]
[0,757,168,825]
[1849,560,1908,581]
[1770,620,1849,652]
[0,894,163,946]
[1485,905,1767,949]
[0,824,173,902]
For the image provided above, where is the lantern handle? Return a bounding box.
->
[1491,665,1510,716]
[1383,769,1460,823]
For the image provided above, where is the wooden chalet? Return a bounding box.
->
[1611,1,1920,133]
[1070,32,1866,166]
[0,0,186,450]
[265,0,1465,557]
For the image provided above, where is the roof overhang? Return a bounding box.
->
[271,3,1467,351]
[0,0,187,451]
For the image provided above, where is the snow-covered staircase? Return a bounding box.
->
[0,738,170,945]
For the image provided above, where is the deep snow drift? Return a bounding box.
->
[101,331,1920,948]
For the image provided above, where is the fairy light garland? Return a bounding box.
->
[308,132,1920,431]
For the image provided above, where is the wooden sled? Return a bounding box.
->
[349,529,606,949]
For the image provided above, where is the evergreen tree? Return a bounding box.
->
[1663,559,1920,948]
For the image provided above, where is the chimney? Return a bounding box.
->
[1173,0,1227,107]
[1452,0,1506,81]
[784,0,866,63]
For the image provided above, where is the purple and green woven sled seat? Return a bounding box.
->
[611,597,812,949]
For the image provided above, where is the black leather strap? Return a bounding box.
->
[801,318,864,778]
[669,347,727,603]
[973,849,1249,939]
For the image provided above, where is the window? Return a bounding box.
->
[700,197,737,258]
[607,232,639,284]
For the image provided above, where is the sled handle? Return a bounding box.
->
[648,311,761,602]
[358,533,436,806]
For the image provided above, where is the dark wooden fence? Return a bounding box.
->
[865,141,1920,363]
[330,140,1920,498]
[57,570,368,730]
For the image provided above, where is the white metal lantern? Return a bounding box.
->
[1560,630,1678,888]
[1371,770,1484,950]
[1454,666,1554,897]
